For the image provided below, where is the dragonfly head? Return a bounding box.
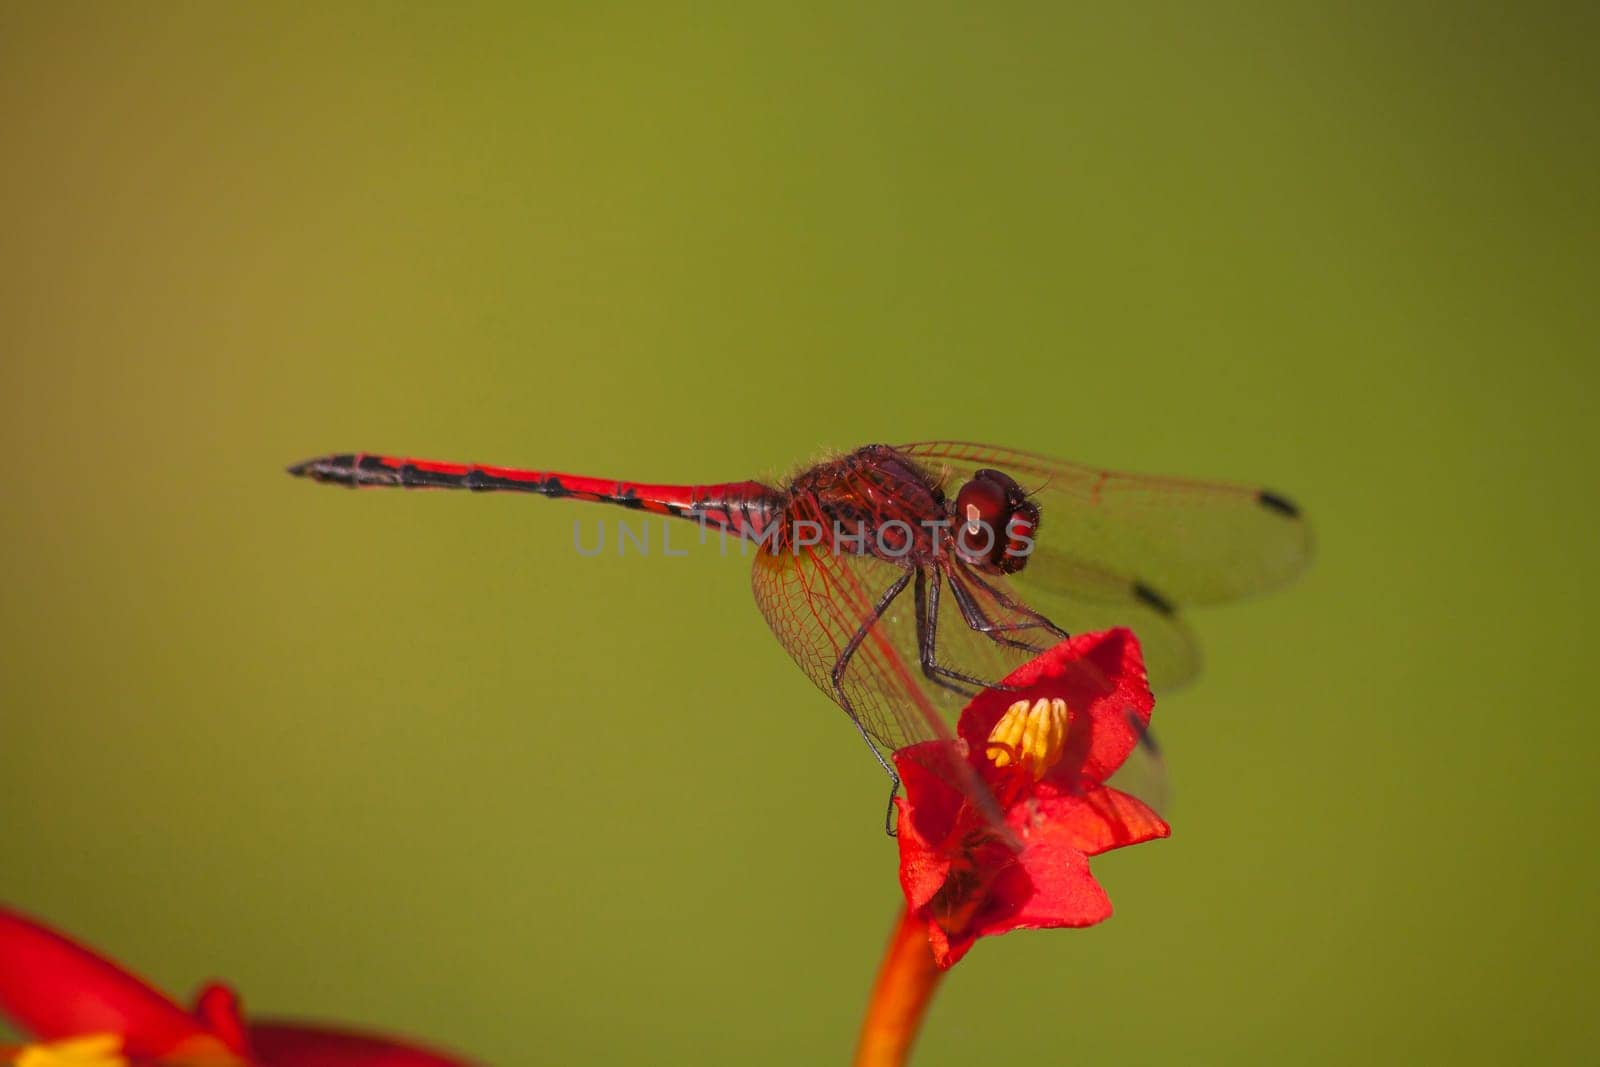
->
[951,469,1039,575]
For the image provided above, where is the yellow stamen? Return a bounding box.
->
[985,698,1071,780]
[14,1034,126,1067]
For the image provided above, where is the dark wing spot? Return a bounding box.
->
[1257,490,1300,518]
[1126,710,1163,755]
[1132,581,1176,617]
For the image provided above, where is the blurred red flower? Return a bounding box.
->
[893,628,1170,968]
[0,906,476,1067]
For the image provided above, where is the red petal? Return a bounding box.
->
[891,791,956,913]
[917,825,1114,966]
[249,1022,479,1067]
[1000,823,1113,931]
[0,906,213,1056]
[957,629,1153,787]
[1029,786,1171,856]
[891,742,968,867]
[191,982,253,1056]
[922,916,973,970]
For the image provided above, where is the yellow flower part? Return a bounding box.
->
[14,1034,127,1067]
[985,697,1071,780]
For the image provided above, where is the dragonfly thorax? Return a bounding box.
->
[777,446,1038,574]
[781,445,950,563]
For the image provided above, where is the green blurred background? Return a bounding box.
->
[3,3,1595,1064]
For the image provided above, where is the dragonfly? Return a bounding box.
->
[288,443,1310,825]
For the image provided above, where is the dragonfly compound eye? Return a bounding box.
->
[954,469,1036,573]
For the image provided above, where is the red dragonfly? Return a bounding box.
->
[289,443,1309,820]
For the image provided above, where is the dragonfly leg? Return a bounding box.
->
[945,568,1055,652]
[913,569,997,693]
[960,568,1071,641]
[829,568,913,836]
[911,568,985,697]
[881,778,901,837]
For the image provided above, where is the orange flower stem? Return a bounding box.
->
[852,906,946,1067]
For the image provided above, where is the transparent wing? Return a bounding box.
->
[897,440,1309,691]
[898,441,1312,606]
[993,551,1204,690]
[1106,713,1172,816]
[750,541,1030,836]
[750,545,946,753]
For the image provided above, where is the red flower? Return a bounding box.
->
[0,906,477,1067]
[893,628,1170,968]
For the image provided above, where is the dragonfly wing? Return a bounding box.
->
[1106,716,1172,817]
[751,544,1030,840]
[1000,550,1204,690]
[897,441,1312,606]
[752,538,973,752]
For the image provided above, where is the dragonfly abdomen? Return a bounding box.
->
[286,452,781,537]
